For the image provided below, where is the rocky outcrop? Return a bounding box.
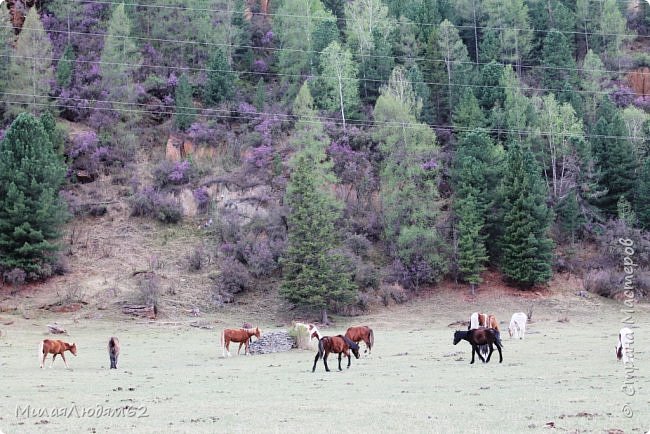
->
[248,330,295,354]
[628,67,650,97]
[5,1,37,34]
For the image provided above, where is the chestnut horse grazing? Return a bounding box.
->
[453,329,503,364]
[345,325,374,354]
[312,335,360,372]
[108,337,120,369]
[221,327,261,357]
[39,339,77,369]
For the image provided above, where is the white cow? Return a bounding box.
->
[616,327,634,363]
[508,312,528,339]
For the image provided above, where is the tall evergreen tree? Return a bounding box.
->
[100,3,140,105]
[374,82,446,289]
[590,98,637,216]
[453,88,486,131]
[4,7,55,118]
[541,30,578,92]
[437,19,472,122]
[0,6,12,113]
[203,48,235,106]
[279,154,356,324]
[0,113,67,275]
[56,44,75,89]
[482,0,532,72]
[580,50,606,125]
[499,142,554,287]
[636,159,650,230]
[290,82,333,185]
[275,0,326,100]
[456,193,488,294]
[174,73,195,132]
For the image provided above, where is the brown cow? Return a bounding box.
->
[39,339,77,369]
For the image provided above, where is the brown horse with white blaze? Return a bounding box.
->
[345,325,374,354]
[312,335,360,372]
[108,337,120,369]
[221,327,261,357]
[39,339,77,369]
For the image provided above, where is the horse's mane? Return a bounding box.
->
[340,335,359,350]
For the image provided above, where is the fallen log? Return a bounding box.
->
[47,323,67,334]
[122,304,157,319]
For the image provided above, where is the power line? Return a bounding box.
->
[0,49,638,100]
[1,90,643,142]
[51,0,649,41]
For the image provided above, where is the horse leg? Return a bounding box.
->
[61,352,69,369]
[338,353,343,371]
[496,342,503,363]
[50,353,57,368]
[323,351,330,372]
[486,343,494,363]
[312,351,321,372]
[40,353,46,369]
[237,341,244,355]
[470,346,476,364]
[474,345,486,363]
[346,351,352,369]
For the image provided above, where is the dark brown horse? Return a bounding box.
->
[108,337,120,369]
[221,327,261,357]
[39,339,77,369]
[312,335,360,372]
[345,325,374,354]
[453,329,503,364]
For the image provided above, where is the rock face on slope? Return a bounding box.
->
[628,67,650,97]
[5,1,37,33]
[248,330,295,354]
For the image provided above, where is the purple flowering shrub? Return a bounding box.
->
[66,130,116,178]
[152,159,196,189]
[129,187,182,223]
[193,187,210,213]
[610,85,636,108]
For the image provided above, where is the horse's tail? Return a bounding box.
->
[221,329,225,357]
[38,340,44,362]
[317,337,325,360]
[369,328,374,351]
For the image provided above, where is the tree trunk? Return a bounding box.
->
[470,283,476,296]
[321,309,329,325]
[122,304,157,319]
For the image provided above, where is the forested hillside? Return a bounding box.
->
[1,0,649,321]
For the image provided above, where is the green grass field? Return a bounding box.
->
[0,293,648,434]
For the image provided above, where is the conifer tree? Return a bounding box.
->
[0,113,67,275]
[636,159,650,230]
[0,6,12,109]
[500,142,554,287]
[453,88,486,131]
[590,98,637,216]
[455,158,488,295]
[56,44,75,89]
[556,191,582,244]
[5,7,55,118]
[279,154,356,324]
[203,48,235,106]
[174,73,195,132]
[541,30,577,92]
[100,3,140,104]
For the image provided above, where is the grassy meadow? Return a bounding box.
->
[0,291,648,434]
